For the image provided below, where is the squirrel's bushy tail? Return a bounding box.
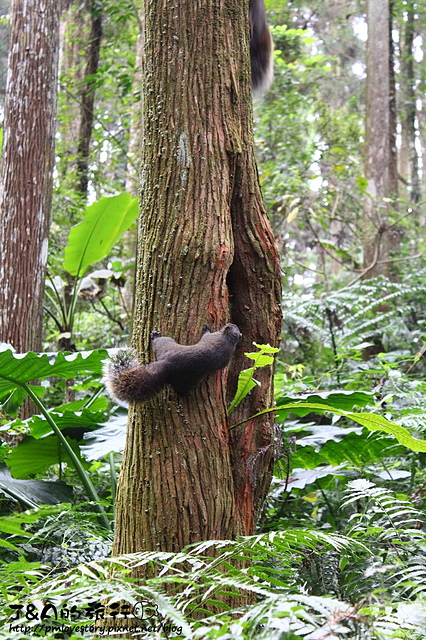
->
[103,349,167,405]
[250,0,273,95]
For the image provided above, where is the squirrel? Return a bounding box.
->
[250,0,274,95]
[103,323,242,405]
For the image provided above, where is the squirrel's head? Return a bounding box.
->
[222,324,242,344]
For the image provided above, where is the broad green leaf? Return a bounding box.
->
[1,384,45,417]
[345,410,426,451]
[0,349,107,398]
[231,402,426,453]
[291,429,402,468]
[0,466,72,505]
[8,435,86,479]
[63,194,138,277]
[289,465,348,490]
[275,390,373,414]
[0,349,111,528]
[56,397,107,413]
[28,408,106,439]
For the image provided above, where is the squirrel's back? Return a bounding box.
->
[155,324,241,395]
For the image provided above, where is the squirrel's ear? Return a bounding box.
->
[202,324,211,334]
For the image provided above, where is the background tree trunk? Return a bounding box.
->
[58,2,90,188]
[399,1,420,205]
[362,0,398,279]
[55,0,103,358]
[121,3,144,321]
[112,0,281,560]
[75,0,102,198]
[0,0,60,352]
[388,0,398,199]
[57,0,102,205]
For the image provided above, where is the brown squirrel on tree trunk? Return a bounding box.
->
[103,324,242,405]
[250,0,274,94]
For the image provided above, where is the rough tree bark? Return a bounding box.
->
[0,0,61,352]
[363,0,398,279]
[112,0,281,561]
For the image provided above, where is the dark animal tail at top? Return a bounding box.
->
[249,0,273,95]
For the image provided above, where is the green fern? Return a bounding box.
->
[0,522,425,639]
[281,277,426,376]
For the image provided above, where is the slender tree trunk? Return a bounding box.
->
[421,117,426,212]
[121,5,144,320]
[124,5,144,200]
[387,0,401,271]
[363,0,397,279]
[399,2,420,204]
[0,0,60,352]
[75,0,102,198]
[59,2,89,180]
[388,0,398,198]
[112,0,281,562]
[55,0,103,359]
[57,0,102,205]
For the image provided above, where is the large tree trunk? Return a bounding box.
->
[112,0,281,560]
[0,0,60,352]
[362,0,398,279]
